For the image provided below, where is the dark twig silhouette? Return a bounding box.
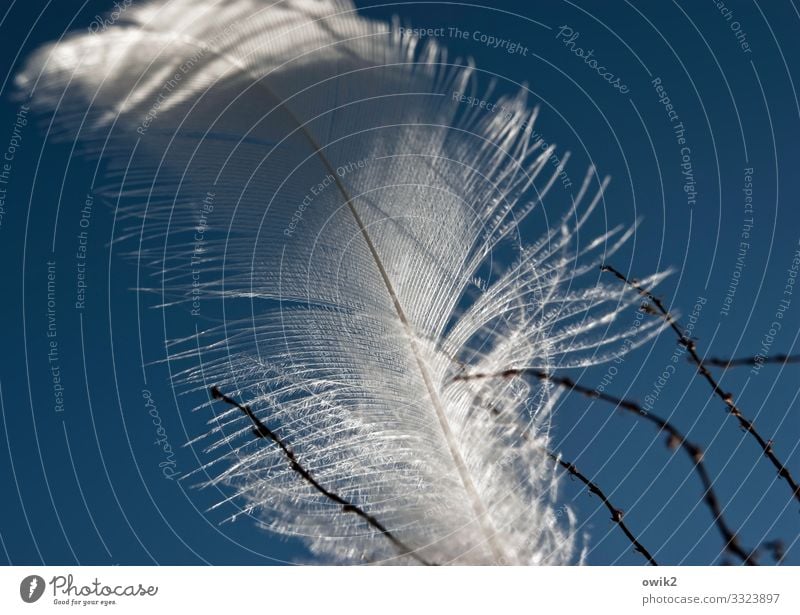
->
[466,380,658,566]
[209,386,432,565]
[547,451,658,565]
[454,369,759,565]
[759,539,786,564]
[706,354,800,368]
[601,264,800,504]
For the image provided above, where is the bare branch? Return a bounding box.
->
[547,451,658,565]
[209,386,433,565]
[601,264,800,504]
[706,354,800,369]
[455,369,759,565]
[469,383,659,566]
[758,539,785,564]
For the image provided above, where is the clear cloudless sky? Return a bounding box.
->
[0,0,798,565]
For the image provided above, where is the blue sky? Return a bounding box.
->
[0,0,798,565]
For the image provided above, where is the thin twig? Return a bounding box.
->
[601,264,800,503]
[759,539,785,564]
[209,386,433,565]
[706,354,800,368]
[547,451,658,565]
[455,369,758,565]
[469,383,658,566]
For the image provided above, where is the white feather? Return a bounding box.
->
[18,0,666,564]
